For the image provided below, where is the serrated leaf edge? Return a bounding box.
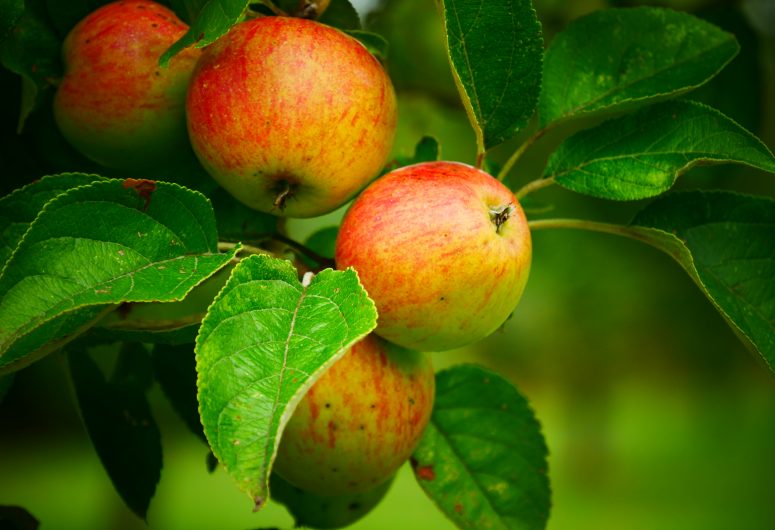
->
[194,256,377,508]
[548,100,775,200]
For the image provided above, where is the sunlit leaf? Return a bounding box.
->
[196,254,377,509]
[546,100,775,200]
[0,180,236,374]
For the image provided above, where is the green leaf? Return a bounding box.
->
[0,0,25,40]
[305,227,338,261]
[160,0,248,67]
[167,0,205,24]
[0,173,103,269]
[153,343,206,441]
[629,191,775,370]
[539,7,739,127]
[439,0,543,152]
[412,364,550,530]
[68,345,162,520]
[546,100,775,201]
[344,30,388,61]
[0,0,62,121]
[0,180,236,375]
[195,254,377,509]
[318,0,360,30]
[210,187,277,243]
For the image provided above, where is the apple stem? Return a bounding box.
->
[489,204,516,234]
[527,218,653,244]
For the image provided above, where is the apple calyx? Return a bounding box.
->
[271,179,298,211]
[489,203,516,234]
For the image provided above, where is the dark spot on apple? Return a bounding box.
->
[440,296,445,301]
[370,403,376,409]
[270,176,298,211]
[348,502,362,511]
[359,424,365,430]
[325,403,331,408]
[408,397,415,405]
[154,70,160,76]
[331,467,338,472]
[454,503,463,514]
[489,203,516,234]
[151,23,158,28]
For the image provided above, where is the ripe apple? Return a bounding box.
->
[270,472,393,529]
[186,16,397,218]
[335,161,532,352]
[53,0,200,171]
[273,334,434,496]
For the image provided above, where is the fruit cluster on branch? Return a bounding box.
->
[51,1,532,527]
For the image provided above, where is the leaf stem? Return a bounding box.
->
[527,218,645,240]
[515,176,555,201]
[497,127,548,182]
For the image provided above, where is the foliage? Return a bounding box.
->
[0,0,773,529]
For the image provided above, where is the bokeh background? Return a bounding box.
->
[2,0,775,529]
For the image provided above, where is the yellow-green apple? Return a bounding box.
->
[270,472,393,529]
[53,0,200,171]
[335,161,532,351]
[185,16,397,218]
[273,334,434,495]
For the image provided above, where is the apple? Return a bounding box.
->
[273,334,434,496]
[335,161,532,352]
[186,16,397,218]
[270,472,393,529]
[53,0,200,171]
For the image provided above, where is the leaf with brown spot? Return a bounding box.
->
[412,364,550,530]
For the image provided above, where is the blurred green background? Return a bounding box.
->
[2,0,775,529]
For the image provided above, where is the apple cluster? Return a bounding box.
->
[53,1,531,527]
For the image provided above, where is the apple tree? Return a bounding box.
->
[0,0,773,529]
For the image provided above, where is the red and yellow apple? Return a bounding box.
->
[53,0,200,171]
[335,161,532,352]
[273,334,434,495]
[186,16,397,218]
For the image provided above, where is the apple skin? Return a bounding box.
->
[53,0,200,171]
[270,472,393,529]
[273,334,434,496]
[335,161,532,352]
[186,16,397,218]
